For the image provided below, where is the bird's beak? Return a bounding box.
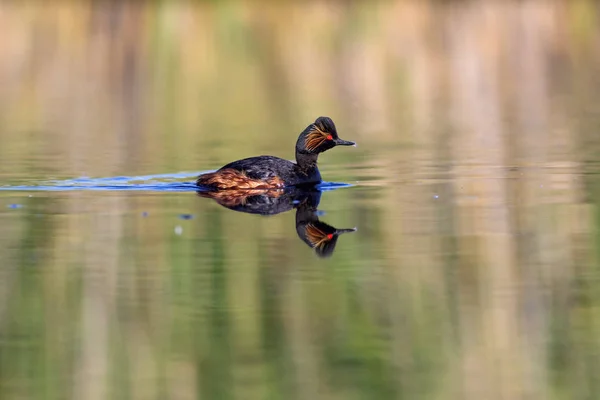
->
[335,227,358,235]
[334,139,356,147]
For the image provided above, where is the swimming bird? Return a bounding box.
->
[196,116,355,189]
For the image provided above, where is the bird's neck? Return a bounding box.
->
[295,151,319,171]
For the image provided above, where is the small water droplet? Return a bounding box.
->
[142,212,148,217]
[179,214,194,220]
[433,195,439,199]
[7,204,23,209]
[174,226,183,235]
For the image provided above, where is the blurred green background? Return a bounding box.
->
[2,1,600,399]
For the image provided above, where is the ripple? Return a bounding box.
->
[0,171,354,192]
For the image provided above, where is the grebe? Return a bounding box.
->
[196,116,355,189]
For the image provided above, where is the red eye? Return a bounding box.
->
[326,233,333,240]
[326,134,333,140]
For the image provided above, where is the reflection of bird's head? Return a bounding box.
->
[297,220,357,258]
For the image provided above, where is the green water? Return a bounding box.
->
[2,2,600,400]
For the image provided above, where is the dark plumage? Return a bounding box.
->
[197,116,355,189]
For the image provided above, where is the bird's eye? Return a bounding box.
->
[326,134,333,140]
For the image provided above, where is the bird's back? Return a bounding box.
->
[220,156,295,181]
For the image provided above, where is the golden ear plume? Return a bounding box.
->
[304,125,329,151]
[305,223,333,249]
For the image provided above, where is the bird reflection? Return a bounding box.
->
[197,187,356,257]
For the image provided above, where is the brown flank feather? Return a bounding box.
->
[305,223,332,249]
[304,125,329,151]
[196,169,285,190]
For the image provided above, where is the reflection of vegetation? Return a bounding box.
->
[0,1,600,399]
[0,196,79,400]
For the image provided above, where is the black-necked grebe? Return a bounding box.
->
[196,116,355,189]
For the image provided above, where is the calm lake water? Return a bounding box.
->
[2,2,600,400]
